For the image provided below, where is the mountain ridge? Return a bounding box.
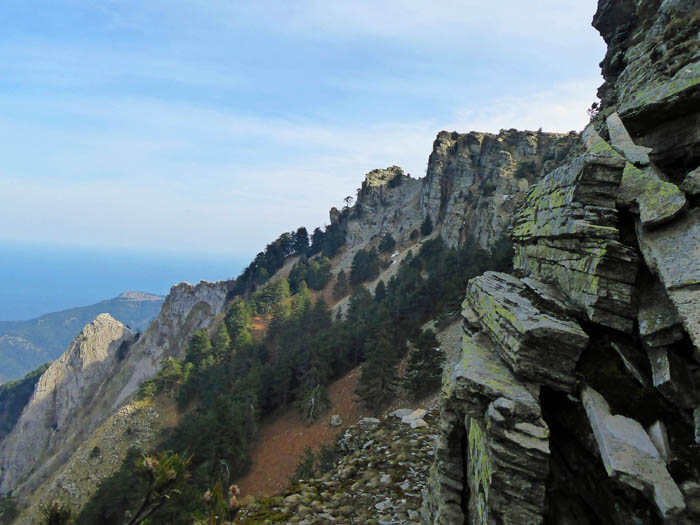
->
[0,291,164,383]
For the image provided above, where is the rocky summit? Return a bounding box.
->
[1,0,699,524]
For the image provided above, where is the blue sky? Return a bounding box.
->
[0,0,605,257]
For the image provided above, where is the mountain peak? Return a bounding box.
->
[116,291,163,302]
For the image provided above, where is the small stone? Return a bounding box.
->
[374,499,392,512]
[390,409,414,419]
[330,414,343,427]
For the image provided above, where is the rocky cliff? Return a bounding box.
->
[0,314,132,495]
[424,1,700,523]
[0,279,231,506]
[342,131,579,253]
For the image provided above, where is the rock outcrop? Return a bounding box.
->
[342,131,579,254]
[0,314,132,494]
[425,3,700,521]
[420,129,579,250]
[0,279,231,507]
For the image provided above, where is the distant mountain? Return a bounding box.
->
[0,292,164,383]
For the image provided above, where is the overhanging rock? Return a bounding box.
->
[464,272,588,392]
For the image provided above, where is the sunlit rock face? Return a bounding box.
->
[0,314,131,494]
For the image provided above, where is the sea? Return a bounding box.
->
[0,239,249,322]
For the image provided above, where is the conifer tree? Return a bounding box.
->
[378,232,396,253]
[212,323,230,358]
[356,329,399,413]
[403,328,444,398]
[374,280,387,303]
[333,269,348,299]
[421,214,434,236]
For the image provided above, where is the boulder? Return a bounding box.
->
[581,386,685,519]
[330,415,343,427]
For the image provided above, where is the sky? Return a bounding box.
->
[0,0,606,258]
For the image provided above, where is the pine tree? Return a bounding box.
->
[378,232,396,253]
[403,329,444,399]
[333,269,348,299]
[184,330,213,368]
[293,226,309,255]
[374,280,387,303]
[213,323,231,357]
[421,214,434,236]
[356,328,399,413]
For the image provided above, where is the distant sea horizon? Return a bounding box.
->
[0,239,250,322]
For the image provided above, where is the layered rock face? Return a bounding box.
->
[114,279,231,406]
[0,314,132,494]
[343,166,423,248]
[0,279,231,505]
[421,129,579,250]
[424,2,700,521]
[343,131,578,253]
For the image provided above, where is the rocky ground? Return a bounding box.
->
[236,408,438,524]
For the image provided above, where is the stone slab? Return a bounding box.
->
[582,386,685,519]
[465,272,588,391]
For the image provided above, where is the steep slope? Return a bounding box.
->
[0,280,231,509]
[0,291,164,382]
[424,2,700,523]
[0,314,133,495]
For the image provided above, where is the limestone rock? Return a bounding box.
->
[593,0,700,166]
[420,129,578,250]
[464,272,588,392]
[636,209,700,355]
[344,166,424,249]
[618,162,686,227]
[426,322,550,525]
[0,314,132,494]
[583,122,686,228]
[581,386,685,519]
[330,415,343,427]
[444,330,542,420]
[606,112,653,166]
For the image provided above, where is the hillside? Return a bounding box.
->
[0,291,164,382]
[1,1,699,523]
